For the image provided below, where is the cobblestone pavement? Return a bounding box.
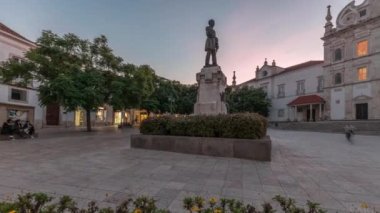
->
[0,128,379,212]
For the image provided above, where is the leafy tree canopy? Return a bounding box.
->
[226,86,271,117]
[142,78,197,115]
[0,30,199,132]
[0,31,156,131]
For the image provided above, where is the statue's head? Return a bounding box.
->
[208,19,215,27]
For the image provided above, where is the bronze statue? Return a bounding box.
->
[205,19,219,67]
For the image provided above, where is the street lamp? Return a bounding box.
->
[168,97,175,114]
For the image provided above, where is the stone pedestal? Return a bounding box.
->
[194,66,227,115]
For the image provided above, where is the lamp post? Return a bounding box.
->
[168,97,175,114]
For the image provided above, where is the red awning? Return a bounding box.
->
[288,95,325,106]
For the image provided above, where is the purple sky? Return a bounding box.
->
[0,1,357,84]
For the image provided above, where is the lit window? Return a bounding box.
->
[357,40,368,57]
[96,107,105,121]
[358,67,368,81]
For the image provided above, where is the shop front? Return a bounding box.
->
[114,111,131,126]
[0,103,34,125]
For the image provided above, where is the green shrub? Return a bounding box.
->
[140,116,172,135]
[140,113,268,139]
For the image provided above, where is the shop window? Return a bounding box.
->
[10,88,27,102]
[140,112,148,122]
[96,107,106,121]
[114,112,122,125]
[334,73,342,85]
[358,67,368,81]
[356,40,368,57]
[334,48,342,61]
[8,109,28,120]
[75,110,85,126]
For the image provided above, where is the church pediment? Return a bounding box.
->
[256,63,284,79]
[337,1,360,30]
[336,0,373,30]
[353,94,372,101]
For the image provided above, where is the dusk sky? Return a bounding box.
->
[0,0,359,84]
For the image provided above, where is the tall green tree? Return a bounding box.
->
[175,83,197,114]
[110,64,157,113]
[226,86,271,117]
[0,31,124,131]
[141,77,197,115]
[141,78,177,114]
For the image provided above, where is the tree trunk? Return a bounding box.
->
[86,109,92,132]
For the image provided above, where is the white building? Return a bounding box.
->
[238,0,380,122]
[239,60,325,122]
[1,22,147,128]
[322,0,380,120]
[0,22,44,128]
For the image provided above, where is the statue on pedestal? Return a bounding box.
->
[194,19,227,115]
[205,19,219,67]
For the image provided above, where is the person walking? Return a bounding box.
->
[344,124,355,143]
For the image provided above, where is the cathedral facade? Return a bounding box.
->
[322,0,380,120]
[239,0,380,122]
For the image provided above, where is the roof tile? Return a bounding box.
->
[288,95,325,106]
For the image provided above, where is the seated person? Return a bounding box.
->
[1,119,13,135]
[23,121,35,136]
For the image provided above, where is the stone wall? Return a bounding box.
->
[131,134,271,161]
[271,120,380,135]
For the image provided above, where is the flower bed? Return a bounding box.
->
[0,192,328,213]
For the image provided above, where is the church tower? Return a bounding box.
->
[322,0,380,120]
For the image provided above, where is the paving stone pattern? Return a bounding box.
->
[0,128,379,212]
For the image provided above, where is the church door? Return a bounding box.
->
[46,103,60,125]
[356,103,368,120]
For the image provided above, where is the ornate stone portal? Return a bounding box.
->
[194,19,227,115]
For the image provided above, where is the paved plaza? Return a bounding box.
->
[0,128,379,212]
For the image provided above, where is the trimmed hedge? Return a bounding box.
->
[140,113,267,139]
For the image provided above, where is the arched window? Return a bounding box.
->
[334,48,342,61]
[334,73,342,84]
